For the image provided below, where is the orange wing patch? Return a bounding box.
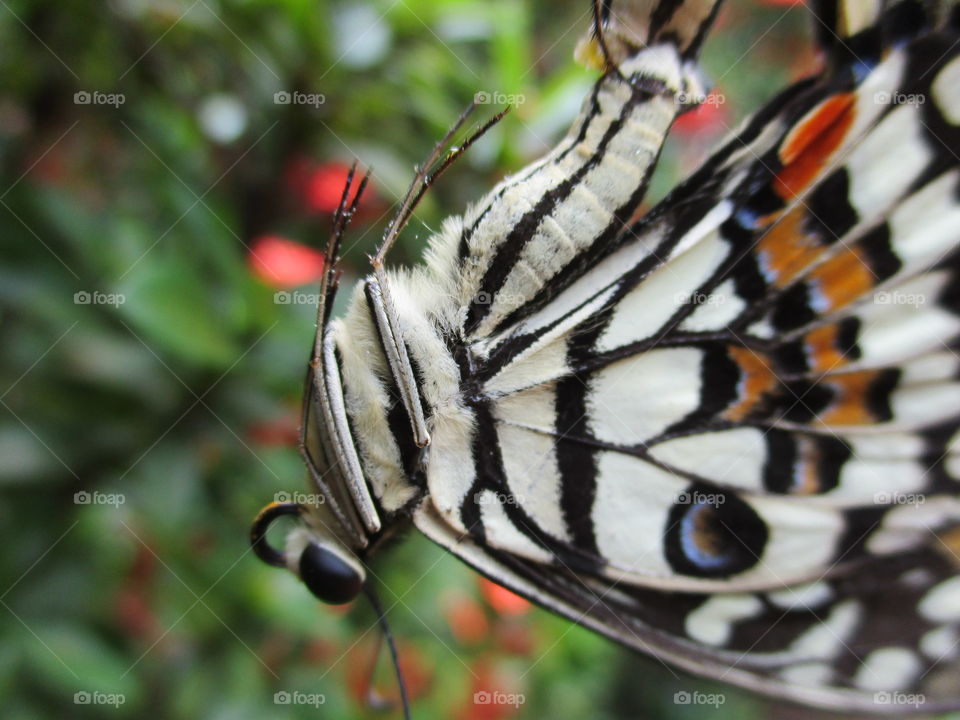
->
[775,92,856,200]
[817,370,886,426]
[803,324,852,374]
[756,205,825,287]
[806,245,876,314]
[724,346,780,422]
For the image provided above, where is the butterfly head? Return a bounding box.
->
[250,500,368,605]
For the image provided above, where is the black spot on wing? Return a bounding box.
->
[664,344,740,435]
[762,429,798,494]
[835,315,862,361]
[772,283,817,332]
[779,379,834,424]
[859,223,901,281]
[805,169,858,243]
[556,322,604,557]
[664,483,768,578]
[865,368,901,423]
[772,340,810,375]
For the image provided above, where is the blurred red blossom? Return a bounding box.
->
[442,589,491,645]
[479,578,531,617]
[114,543,162,643]
[493,619,536,656]
[246,411,300,447]
[285,158,372,214]
[247,234,325,288]
[672,90,728,135]
[457,657,526,720]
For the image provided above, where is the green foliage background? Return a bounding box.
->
[0,1,887,718]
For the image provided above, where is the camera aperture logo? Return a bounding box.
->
[473,690,525,708]
[273,690,325,707]
[74,490,125,508]
[274,91,325,108]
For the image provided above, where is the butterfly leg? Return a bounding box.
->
[366,104,509,448]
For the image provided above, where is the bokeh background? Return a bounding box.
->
[0,0,897,718]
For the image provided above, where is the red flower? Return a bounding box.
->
[494,619,535,656]
[305,162,358,213]
[479,578,531,617]
[114,544,161,642]
[672,90,728,135]
[246,412,300,447]
[442,590,490,645]
[458,658,525,720]
[286,158,371,215]
[247,234,325,288]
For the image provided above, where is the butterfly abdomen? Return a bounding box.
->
[444,30,721,343]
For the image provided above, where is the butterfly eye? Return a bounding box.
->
[664,486,769,579]
[298,542,364,604]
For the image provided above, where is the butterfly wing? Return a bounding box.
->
[414,0,960,709]
[416,499,960,713]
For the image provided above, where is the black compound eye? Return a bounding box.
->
[298,542,363,604]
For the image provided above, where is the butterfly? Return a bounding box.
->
[251,0,960,714]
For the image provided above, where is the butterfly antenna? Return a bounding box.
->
[363,583,411,720]
[371,102,510,269]
[325,162,372,285]
[592,0,615,70]
[314,162,372,357]
[592,0,630,82]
